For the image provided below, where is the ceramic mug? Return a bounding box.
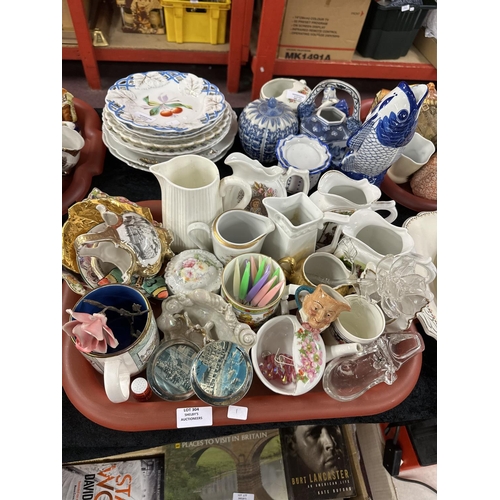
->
[220,253,287,329]
[150,155,253,253]
[62,126,85,175]
[187,209,275,265]
[386,133,436,184]
[279,252,350,288]
[332,294,385,345]
[68,284,159,403]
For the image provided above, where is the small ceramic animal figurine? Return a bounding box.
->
[296,284,351,333]
[340,81,429,186]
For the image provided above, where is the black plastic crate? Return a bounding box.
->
[356,0,437,60]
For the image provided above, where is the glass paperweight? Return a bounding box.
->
[147,338,200,402]
[322,332,424,402]
[190,340,253,406]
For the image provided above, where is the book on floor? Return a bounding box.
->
[279,424,357,499]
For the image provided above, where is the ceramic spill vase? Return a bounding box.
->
[298,79,362,166]
[223,152,310,215]
[238,97,299,164]
[340,81,429,186]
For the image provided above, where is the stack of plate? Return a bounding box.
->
[102,70,237,171]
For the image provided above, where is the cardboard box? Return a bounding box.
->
[115,0,165,34]
[413,27,437,68]
[277,0,371,61]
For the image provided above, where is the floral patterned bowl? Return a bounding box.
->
[250,314,326,396]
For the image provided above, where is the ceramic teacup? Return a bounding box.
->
[62,126,85,175]
[279,252,350,288]
[386,133,436,184]
[67,284,159,403]
[187,210,275,265]
[332,294,385,345]
[220,253,287,329]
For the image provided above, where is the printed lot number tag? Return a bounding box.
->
[176,407,213,428]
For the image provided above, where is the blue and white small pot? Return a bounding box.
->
[238,97,299,164]
[276,134,332,193]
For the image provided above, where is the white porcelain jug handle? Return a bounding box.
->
[368,200,398,224]
[187,222,212,251]
[284,167,310,194]
[103,358,131,404]
[219,177,253,210]
[317,212,351,253]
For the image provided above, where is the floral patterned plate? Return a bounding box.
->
[105,71,226,135]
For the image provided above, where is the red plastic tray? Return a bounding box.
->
[62,200,422,431]
[62,97,106,215]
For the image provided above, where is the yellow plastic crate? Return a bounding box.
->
[161,0,231,44]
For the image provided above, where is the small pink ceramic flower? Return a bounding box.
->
[63,310,119,354]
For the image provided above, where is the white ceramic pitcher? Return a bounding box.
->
[331,209,415,270]
[312,170,398,221]
[150,155,252,253]
[261,192,350,263]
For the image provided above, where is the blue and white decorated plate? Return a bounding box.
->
[105,71,226,135]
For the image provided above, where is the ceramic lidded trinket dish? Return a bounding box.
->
[164,249,223,295]
[238,97,299,164]
[275,134,332,193]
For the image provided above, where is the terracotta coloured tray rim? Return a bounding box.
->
[62,200,422,432]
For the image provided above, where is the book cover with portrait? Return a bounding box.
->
[62,456,164,500]
[280,424,357,499]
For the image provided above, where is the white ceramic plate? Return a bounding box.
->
[403,211,437,339]
[105,71,226,135]
[103,106,233,156]
[103,105,231,150]
[102,111,238,171]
